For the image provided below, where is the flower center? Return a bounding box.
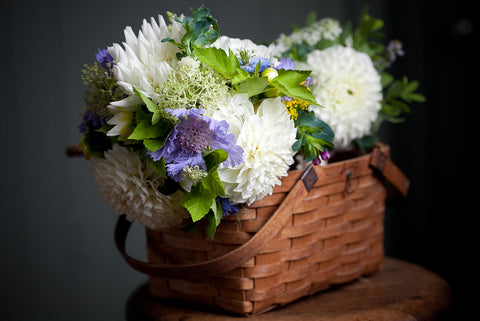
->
[175,116,213,153]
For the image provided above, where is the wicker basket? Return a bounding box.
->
[115,142,409,316]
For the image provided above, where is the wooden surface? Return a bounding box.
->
[125,258,451,320]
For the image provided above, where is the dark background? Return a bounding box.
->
[1,0,476,320]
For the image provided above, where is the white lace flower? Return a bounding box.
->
[269,18,342,57]
[305,46,382,149]
[212,36,278,66]
[90,144,189,229]
[213,95,297,205]
[106,15,185,136]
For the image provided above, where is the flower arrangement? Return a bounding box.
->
[77,7,334,238]
[77,7,424,238]
[269,9,425,151]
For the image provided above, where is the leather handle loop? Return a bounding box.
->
[114,165,316,279]
[369,143,410,198]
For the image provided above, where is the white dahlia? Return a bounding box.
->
[106,15,186,136]
[305,45,382,149]
[90,144,189,229]
[213,95,297,205]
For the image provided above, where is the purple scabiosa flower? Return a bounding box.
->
[149,108,243,182]
[241,57,271,73]
[79,111,105,133]
[218,197,239,217]
[276,57,295,71]
[95,48,114,74]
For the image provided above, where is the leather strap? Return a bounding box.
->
[369,143,410,198]
[114,144,409,279]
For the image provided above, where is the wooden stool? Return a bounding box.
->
[125,258,451,320]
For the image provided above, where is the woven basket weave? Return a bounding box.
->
[115,142,409,316]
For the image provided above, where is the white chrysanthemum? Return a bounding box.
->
[106,15,185,136]
[306,46,382,149]
[212,95,297,205]
[90,144,189,229]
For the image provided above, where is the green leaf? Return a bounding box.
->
[128,118,165,140]
[205,199,224,239]
[407,93,427,102]
[294,110,334,161]
[180,149,227,224]
[133,87,158,114]
[381,72,394,87]
[143,137,166,152]
[202,168,225,197]
[195,47,249,84]
[305,11,317,26]
[204,149,228,171]
[181,184,213,222]
[147,158,167,178]
[235,77,269,97]
[270,69,318,105]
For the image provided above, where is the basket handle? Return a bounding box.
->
[114,143,408,279]
[369,143,410,198]
[114,165,318,280]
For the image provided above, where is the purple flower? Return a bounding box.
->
[276,57,295,71]
[312,150,331,165]
[320,150,330,161]
[79,111,105,133]
[218,197,239,217]
[95,48,114,74]
[241,57,271,73]
[149,108,243,182]
[385,40,405,67]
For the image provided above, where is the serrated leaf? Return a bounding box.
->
[180,185,213,222]
[195,47,249,84]
[270,70,318,105]
[202,168,225,197]
[235,77,269,97]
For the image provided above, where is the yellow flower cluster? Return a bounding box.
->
[284,98,310,120]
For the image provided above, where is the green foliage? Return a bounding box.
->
[195,47,250,84]
[78,124,113,159]
[351,8,385,59]
[270,70,318,106]
[293,110,334,161]
[381,75,426,123]
[147,158,167,179]
[195,47,319,106]
[180,149,228,238]
[163,7,219,56]
[81,62,126,119]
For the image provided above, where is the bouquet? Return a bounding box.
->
[268,9,425,152]
[76,7,335,238]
